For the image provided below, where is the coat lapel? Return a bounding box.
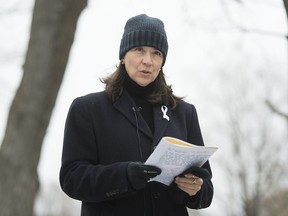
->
[113,91,153,139]
[113,91,171,144]
[152,104,171,147]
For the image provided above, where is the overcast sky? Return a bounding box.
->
[1,0,287,215]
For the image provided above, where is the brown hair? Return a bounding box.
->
[100,63,184,109]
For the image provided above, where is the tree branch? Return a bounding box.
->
[265,99,288,119]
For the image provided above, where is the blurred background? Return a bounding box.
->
[0,0,287,215]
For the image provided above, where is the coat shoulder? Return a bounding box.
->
[176,100,196,112]
[68,91,112,114]
[73,91,110,105]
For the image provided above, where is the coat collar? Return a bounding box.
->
[113,90,171,145]
[113,90,152,138]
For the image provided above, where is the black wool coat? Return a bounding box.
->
[60,90,214,216]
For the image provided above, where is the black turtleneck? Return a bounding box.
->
[124,74,154,133]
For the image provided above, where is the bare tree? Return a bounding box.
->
[220,83,286,216]
[263,0,288,125]
[265,0,288,123]
[0,0,87,215]
[180,0,288,215]
[215,1,288,213]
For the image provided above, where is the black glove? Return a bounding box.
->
[127,162,161,190]
[179,166,211,179]
[169,166,211,205]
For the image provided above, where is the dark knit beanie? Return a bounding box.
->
[119,14,168,65]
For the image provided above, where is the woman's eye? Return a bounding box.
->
[154,50,162,57]
[134,47,143,52]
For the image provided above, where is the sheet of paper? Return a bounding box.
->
[145,137,218,185]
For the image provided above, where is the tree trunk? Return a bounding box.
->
[283,0,288,22]
[0,0,87,215]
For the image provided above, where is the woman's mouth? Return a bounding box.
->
[140,70,151,74]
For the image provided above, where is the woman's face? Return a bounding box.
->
[122,46,163,87]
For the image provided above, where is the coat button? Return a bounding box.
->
[153,192,161,199]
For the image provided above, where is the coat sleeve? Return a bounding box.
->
[186,104,214,208]
[59,97,135,203]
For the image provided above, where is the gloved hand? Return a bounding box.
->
[179,166,211,179]
[169,166,211,205]
[127,162,161,190]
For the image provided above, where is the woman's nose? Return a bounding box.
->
[142,53,152,65]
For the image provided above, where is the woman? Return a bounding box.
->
[60,14,213,216]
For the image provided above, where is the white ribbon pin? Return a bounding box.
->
[161,105,170,121]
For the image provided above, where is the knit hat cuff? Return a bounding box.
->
[119,30,168,63]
